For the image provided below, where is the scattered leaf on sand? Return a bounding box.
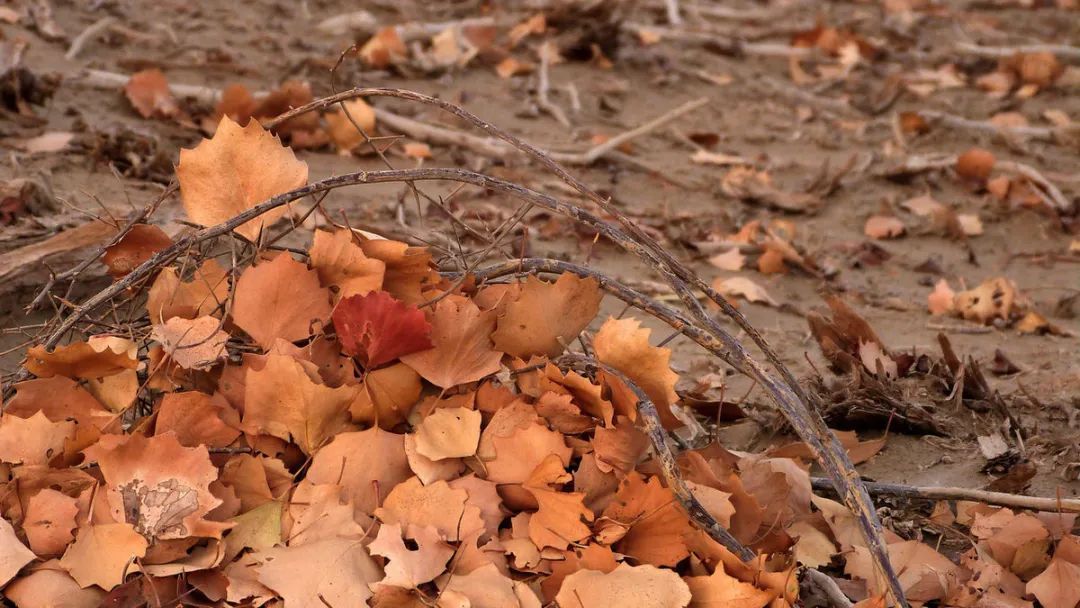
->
[325,98,377,153]
[124,68,179,119]
[864,215,905,239]
[928,279,957,316]
[177,116,308,241]
[714,277,779,307]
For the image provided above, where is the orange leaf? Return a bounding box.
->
[927,279,956,316]
[309,228,385,300]
[241,353,357,454]
[325,98,377,154]
[374,477,484,541]
[59,523,148,591]
[358,239,437,304]
[0,411,74,466]
[151,316,228,371]
[124,69,179,119]
[593,317,681,428]
[0,517,35,586]
[400,294,503,389]
[864,215,905,239]
[102,224,173,278]
[306,428,411,515]
[5,563,104,607]
[155,391,240,448]
[684,563,775,608]
[524,455,594,550]
[1028,557,1080,608]
[177,116,307,242]
[368,522,454,589]
[231,254,332,349]
[145,259,229,324]
[413,407,481,460]
[600,473,693,566]
[82,433,228,540]
[23,489,78,556]
[351,362,422,428]
[24,339,137,380]
[257,538,381,606]
[491,274,603,359]
[556,563,691,608]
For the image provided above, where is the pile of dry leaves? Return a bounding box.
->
[2,100,1079,608]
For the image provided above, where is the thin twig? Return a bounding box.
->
[918,110,1063,143]
[65,16,116,60]
[997,160,1075,214]
[954,41,1080,61]
[803,569,854,608]
[810,477,1080,513]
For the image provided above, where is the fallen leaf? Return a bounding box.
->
[257,538,382,606]
[359,27,408,68]
[403,142,432,159]
[23,489,79,556]
[82,432,228,540]
[691,150,748,166]
[0,517,35,586]
[864,215,905,239]
[1026,557,1080,608]
[928,279,956,316]
[309,228,386,300]
[145,259,229,324]
[306,428,411,515]
[325,98,377,154]
[59,523,148,591]
[708,248,746,271]
[155,391,241,449]
[286,483,367,547]
[242,353,357,454]
[557,562,691,608]
[0,411,74,465]
[19,131,75,153]
[684,563,774,608]
[151,316,228,370]
[496,57,534,78]
[5,563,105,607]
[359,239,437,304]
[231,254,332,349]
[955,277,1021,324]
[332,291,432,368]
[524,454,595,551]
[955,148,995,182]
[491,273,602,359]
[351,362,422,428]
[413,407,481,460]
[400,294,503,389]
[222,500,281,563]
[124,69,179,119]
[714,277,779,307]
[101,224,173,279]
[23,339,137,380]
[177,116,307,242]
[438,562,541,607]
[593,316,681,428]
[375,477,484,541]
[369,522,454,589]
[601,473,693,566]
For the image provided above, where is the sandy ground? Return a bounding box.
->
[2,0,1078,498]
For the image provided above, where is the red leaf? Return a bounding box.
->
[332,291,433,368]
